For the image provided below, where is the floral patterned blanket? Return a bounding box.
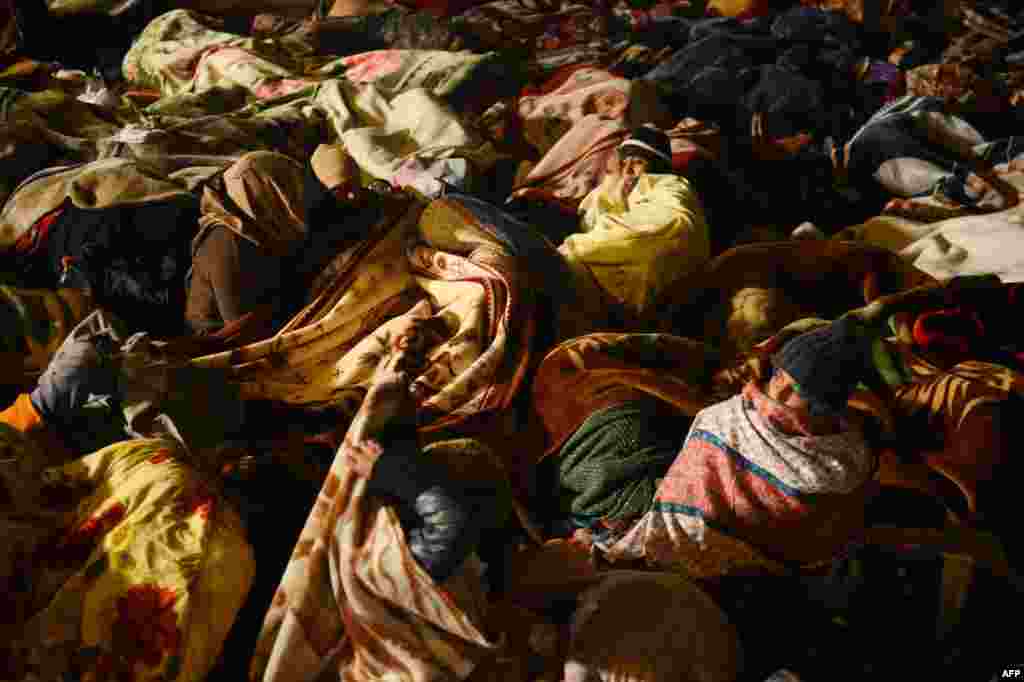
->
[0,433,254,682]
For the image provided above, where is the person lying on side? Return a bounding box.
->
[559,124,712,323]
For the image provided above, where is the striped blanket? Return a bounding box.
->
[598,381,876,577]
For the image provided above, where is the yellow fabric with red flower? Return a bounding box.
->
[0,434,254,682]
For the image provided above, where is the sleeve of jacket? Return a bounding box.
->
[364,437,499,583]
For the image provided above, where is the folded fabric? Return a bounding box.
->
[336,48,502,98]
[510,114,629,214]
[338,86,495,184]
[554,398,685,529]
[899,203,1024,284]
[518,64,670,157]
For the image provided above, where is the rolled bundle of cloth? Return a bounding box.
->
[0,428,254,682]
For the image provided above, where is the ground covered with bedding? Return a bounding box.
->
[2,0,1024,680]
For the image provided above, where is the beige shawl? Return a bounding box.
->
[197,150,308,258]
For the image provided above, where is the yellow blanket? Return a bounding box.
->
[562,172,710,317]
[0,431,254,682]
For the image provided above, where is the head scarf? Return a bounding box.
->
[198,151,307,258]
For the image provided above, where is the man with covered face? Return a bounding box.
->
[558,124,712,322]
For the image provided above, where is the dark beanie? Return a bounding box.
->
[774,317,872,415]
[618,124,673,169]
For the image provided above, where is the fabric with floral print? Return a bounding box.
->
[0,435,254,682]
[510,115,629,214]
[189,193,537,433]
[249,437,498,682]
[123,10,323,100]
[333,48,504,98]
[888,343,1024,517]
[517,64,668,157]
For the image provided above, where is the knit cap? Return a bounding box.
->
[773,316,872,415]
[618,124,673,169]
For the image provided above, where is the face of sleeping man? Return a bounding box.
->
[618,153,650,200]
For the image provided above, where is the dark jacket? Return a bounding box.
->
[366,436,501,583]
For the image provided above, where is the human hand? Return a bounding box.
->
[369,313,442,390]
[341,436,383,478]
[350,310,446,442]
